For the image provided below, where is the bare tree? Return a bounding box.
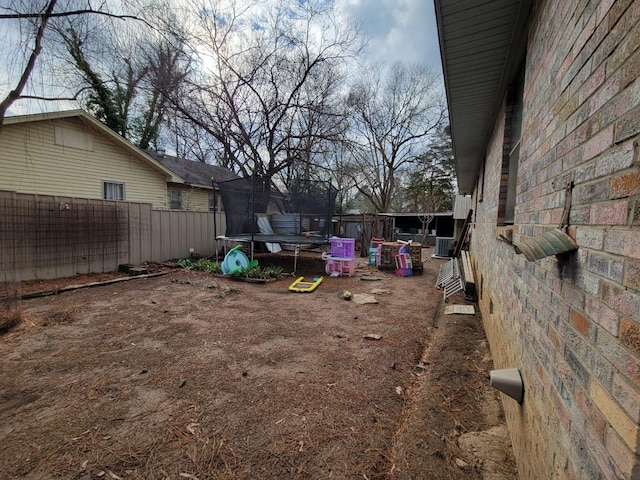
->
[276,61,350,186]
[344,62,446,213]
[325,141,359,215]
[136,37,191,149]
[403,123,455,244]
[54,24,142,136]
[167,0,360,179]
[0,0,154,129]
[167,114,220,163]
[50,5,190,148]
[0,0,58,127]
[416,197,444,245]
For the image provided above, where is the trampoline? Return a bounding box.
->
[217,233,329,245]
[214,176,338,273]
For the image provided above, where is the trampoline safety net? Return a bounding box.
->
[216,177,338,237]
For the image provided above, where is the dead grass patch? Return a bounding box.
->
[0,252,516,479]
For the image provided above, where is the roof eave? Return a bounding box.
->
[435,0,533,194]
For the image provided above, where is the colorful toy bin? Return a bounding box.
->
[329,237,355,259]
[322,237,356,277]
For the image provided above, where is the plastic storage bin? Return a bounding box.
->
[322,252,356,277]
[325,258,355,277]
[329,237,355,259]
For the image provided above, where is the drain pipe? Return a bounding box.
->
[489,368,524,404]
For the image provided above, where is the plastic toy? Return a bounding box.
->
[368,237,385,265]
[288,276,323,293]
[394,245,413,277]
[321,251,356,277]
[221,245,251,275]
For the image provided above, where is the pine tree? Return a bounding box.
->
[406,124,455,211]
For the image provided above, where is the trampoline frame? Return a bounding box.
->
[216,234,330,274]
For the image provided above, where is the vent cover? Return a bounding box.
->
[435,237,454,257]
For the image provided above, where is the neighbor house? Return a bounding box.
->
[0,110,182,207]
[436,0,640,479]
[0,109,237,280]
[146,150,239,214]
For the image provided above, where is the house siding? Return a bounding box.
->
[166,184,211,212]
[470,1,640,479]
[0,118,170,208]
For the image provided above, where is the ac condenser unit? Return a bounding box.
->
[435,237,454,257]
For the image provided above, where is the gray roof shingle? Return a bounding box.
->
[147,151,240,187]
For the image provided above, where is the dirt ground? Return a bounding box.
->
[0,248,517,479]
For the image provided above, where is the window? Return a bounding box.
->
[169,189,182,209]
[499,63,525,225]
[209,192,224,212]
[102,181,125,201]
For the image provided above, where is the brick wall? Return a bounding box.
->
[470,1,640,478]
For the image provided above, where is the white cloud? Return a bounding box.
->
[0,0,443,117]
[337,0,441,73]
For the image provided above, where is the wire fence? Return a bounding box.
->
[0,196,129,273]
[0,191,222,281]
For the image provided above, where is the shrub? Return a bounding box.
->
[230,264,284,279]
[179,257,282,279]
[177,258,221,273]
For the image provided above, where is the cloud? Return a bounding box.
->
[1,0,443,117]
[337,0,441,73]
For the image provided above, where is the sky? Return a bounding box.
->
[337,0,442,73]
[0,0,443,116]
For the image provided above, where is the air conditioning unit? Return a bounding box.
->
[435,237,454,257]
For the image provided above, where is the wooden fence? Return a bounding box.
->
[0,191,226,281]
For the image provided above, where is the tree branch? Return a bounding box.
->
[0,0,58,128]
[0,10,153,29]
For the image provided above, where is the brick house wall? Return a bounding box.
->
[469,1,640,478]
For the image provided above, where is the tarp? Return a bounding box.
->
[256,215,282,253]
